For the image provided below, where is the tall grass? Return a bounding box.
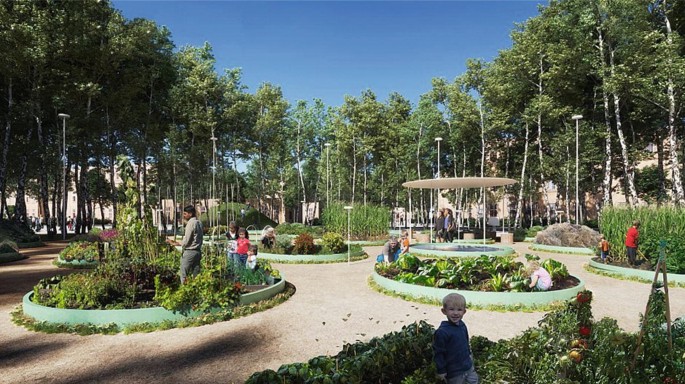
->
[322,203,389,240]
[600,206,685,273]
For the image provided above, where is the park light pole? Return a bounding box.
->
[434,137,442,244]
[324,142,331,206]
[279,180,286,224]
[435,137,443,178]
[344,205,353,265]
[210,129,218,237]
[572,114,583,225]
[58,113,70,240]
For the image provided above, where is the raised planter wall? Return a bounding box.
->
[409,244,515,258]
[588,259,685,284]
[529,243,594,255]
[372,272,585,307]
[22,275,286,327]
[258,250,365,263]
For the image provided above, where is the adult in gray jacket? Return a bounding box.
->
[179,205,203,283]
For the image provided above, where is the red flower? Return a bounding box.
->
[579,325,592,337]
[576,291,591,303]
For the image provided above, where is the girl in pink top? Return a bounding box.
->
[528,261,552,291]
[235,228,251,266]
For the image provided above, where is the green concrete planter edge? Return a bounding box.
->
[55,257,99,268]
[588,259,685,284]
[22,274,286,327]
[409,243,516,258]
[371,271,584,307]
[259,250,365,263]
[529,243,595,255]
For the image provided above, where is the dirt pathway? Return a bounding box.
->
[0,242,683,383]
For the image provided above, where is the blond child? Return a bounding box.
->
[433,293,479,384]
[528,261,552,291]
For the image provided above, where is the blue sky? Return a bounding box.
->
[113,1,544,108]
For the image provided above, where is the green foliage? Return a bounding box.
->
[526,226,544,237]
[59,241,99,262]
[321,232,346,253]
[513,227,528,242]
[292,233,316,255]
[600,206,685,273]
[154,263,242,314]
[377,254,574,292]
[0,239,19,253]
[276,222,323,237]
[246,321,435,384]
[0,220,40,243]
[275,234,293,252]
[322,203,389,240]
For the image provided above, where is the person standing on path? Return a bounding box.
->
[178,205,203,283]
[625,220,640,266]
[435,208,445,243]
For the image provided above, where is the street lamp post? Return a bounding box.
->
[324,142,331,206]
[434,137,442,244]
[58,113,70,240]
[344,205,353,265]
[435,137,443,178]
[572,114,583,225]
[210,129,218,238]
[279,181,286,224]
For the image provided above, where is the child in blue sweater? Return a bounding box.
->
[433,293,479,384]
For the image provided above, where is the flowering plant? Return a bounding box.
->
[99,228,119,242]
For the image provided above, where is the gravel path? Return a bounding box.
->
[1,241,683,383]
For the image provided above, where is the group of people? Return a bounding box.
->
[435,208,457,243]
[380,231,410,263]
[225,221,259,270]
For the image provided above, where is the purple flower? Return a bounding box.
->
[99,229,119,242]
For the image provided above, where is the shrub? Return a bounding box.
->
[322,203,389,240]
[59,241,99,262]
[321,232,346,253]
[70,232,101,243]
[99,228,119,242]
[275,234,292,252]
[513,227,527,242]
[292,233,316,255]
[535,223,600,248]
[526,225,544,237]
[0,239,18,253]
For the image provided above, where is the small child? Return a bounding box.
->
[234,228,251,267]
[433,293,479,384]
[528,261,552,291]
[246,244,258,270]
[599,235,610,264]
[400,231,410,255]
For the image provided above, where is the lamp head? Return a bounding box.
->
[435,137,443,142]
[324,143,331,147]
[343,206,353,210]
[58,113,70,119]
[571,115,583,120]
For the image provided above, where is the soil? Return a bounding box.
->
[1,241,685,383]
[552,276,580,290]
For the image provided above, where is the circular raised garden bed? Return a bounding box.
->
[55,257,98,269]
[410,243,515,258]
[528,243,594,255]
[588,258,685,284]
[22,275,286,327]
[372,271,585,307]
[258,250,367,263]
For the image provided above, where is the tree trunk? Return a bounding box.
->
[515,123,529,228]
[596,20,614,209]
[610,49,638,206]
[0,78,12,219]
[35,115,51,229]
[351,136,357,205]
[663,7,684,204]
[14,125,33,222]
